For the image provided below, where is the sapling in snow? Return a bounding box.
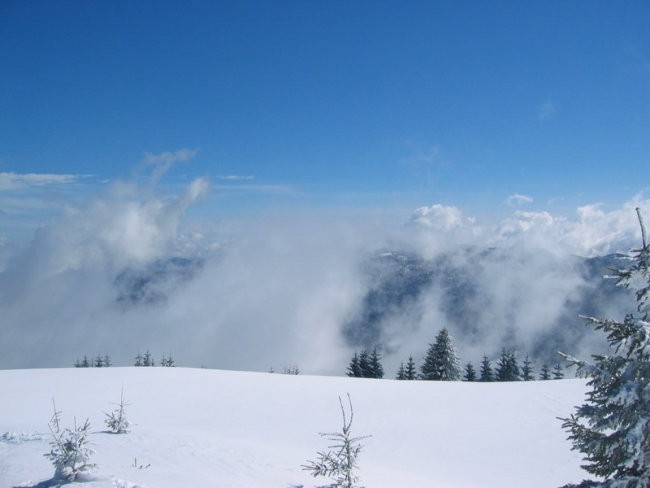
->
[302,394,370,488]
[44,401,97,481]
[105,387,131,434]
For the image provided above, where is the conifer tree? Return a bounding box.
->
[143,350,154,367]
[479,355,494,382]
[495,349,520,382]
[102,354,111,367]
[346,353,361,378]
[303,394,369,488]
[369,348,384,379]
[421,328,462,381]
[396,362,406,380]
[560,208,650,487]
[463,362,477,381]
[81,355,90,368]
[94,355,104,368]
[521,355,534,381]
[358,350,371,378]
[404,355,417,380]
[134,352,143,367]
[552,363,564,380]
[539,364,551,380]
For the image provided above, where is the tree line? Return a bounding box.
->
[73,350,176,368]
[347,328,565,381]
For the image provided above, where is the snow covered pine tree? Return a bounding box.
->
[420,328,462,381]
[560,208,650,488]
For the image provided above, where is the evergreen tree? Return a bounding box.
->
[302,394,370,488]
[143,350,154,367]
[94,355,104,368]
[521,355,534,381]
[421,328,462,381]
[81,355,90,368]
[560,209,650,487]
[495,349,520,382]
[463,362,477,381]
[358,350,372,378]
[134,352,143,367]
[552,363,564,380]
[102,354,111,367]
[479,355,494,382]
[369,348,384,379]
[346,353,361,378]
[396,362,406,380]
[539,364,551,380]
[404,355,417,380]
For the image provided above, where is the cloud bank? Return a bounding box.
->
[0,170,647,377]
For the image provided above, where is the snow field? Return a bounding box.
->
[0,367,589,487]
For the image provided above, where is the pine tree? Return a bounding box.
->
[479,355,494,382]
[104,387,130,434]
[358,350,372,378]
[552,363,564,380]
[369,348,384,379]
[143,350,154,367]
[94,355,104,368]
[560,208,650,487]
[347,353,361,378]
[405,355,417,380]
[81,355,90,368]
[302,394,370,488]
[522,355,534,381]
[396,362,406,380]
[540,364,551,380]
[134,352,143,367]
[103,354,111,367]
[421,328,462,381]
[495,349,520,382]
[463,362,477,381]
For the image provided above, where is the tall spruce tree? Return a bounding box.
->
[404,355,417,380]
[396,362,406,380]
[420,328,462,381]
[560,208,650,487]
[495,349,520,382]
[479,355,494,382]
[358,350,371,378]
[552,363,564,380]
[369,348,384,379]
[463,362,477,381]
[521,355,534,381]
[540,364,551,380]
[347,353,361,378]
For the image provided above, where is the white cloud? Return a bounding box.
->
[0,172,87,191]
[506,193,534,207]
[410,204,471,231]
[144,148,198,183]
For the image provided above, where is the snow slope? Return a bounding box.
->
[0,367,590,488]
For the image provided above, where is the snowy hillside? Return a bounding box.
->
[1,367,591,488]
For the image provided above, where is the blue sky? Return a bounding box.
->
[1,1,650,230]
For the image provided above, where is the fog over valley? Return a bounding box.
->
[0,171,646,376]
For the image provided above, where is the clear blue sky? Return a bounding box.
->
[1,1,650,222]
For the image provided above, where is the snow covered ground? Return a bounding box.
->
[1,367,590,488]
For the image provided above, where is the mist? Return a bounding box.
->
[0,173,647,376]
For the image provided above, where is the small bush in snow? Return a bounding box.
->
[105,387,131,434]
[44,405,96,482]
[302,394,370,488]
